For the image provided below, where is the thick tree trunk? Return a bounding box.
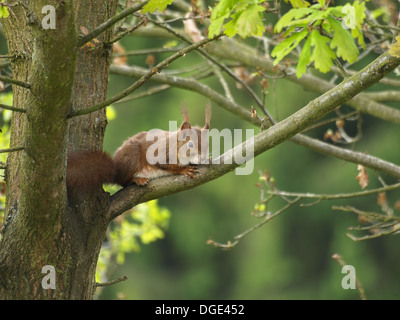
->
[0,0,118,299]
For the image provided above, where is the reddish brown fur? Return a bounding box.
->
[66,150,117,189]
[66,105,211,189]
[112,131,149,187]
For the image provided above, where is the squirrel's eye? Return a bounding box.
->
[187,141,194,148]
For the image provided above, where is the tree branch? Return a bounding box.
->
[148,18,273,119]
[110,64,259,125]
[363,90,400,102]
[78,0,149,47]
[0,146,24,153]
[130,27,400,112]
[207,197,301,249]
[69,34,223,118]
[208,39,400,125]
[113,46,185,57]
[290,134,400,178]
[108,51,400,220]
[110,64,400,179]
[0,74,30,89]
[0,103,26,113]
[267,182,400,200]
[94,275,128,288]
[114,84,171,104]
[108,19,146,45]
[332,254,367,300]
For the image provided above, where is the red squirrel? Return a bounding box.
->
[66,105,211,189]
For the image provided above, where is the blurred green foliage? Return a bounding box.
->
[99,30,400,299]
[96,198,171,298]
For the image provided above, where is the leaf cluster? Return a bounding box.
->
[272,0,367,77]
[208,0,266,38]
[96,200,171,283]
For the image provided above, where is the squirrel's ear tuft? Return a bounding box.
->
[180,121,191,130]
[180,103,191,130]
[203,101,211,129]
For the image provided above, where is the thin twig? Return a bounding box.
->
[95,275,128,288]
[332,205,400,222]
[69,34,223,118]
[0,75,30,89]
[211,62,233,102]
[0,147,24,154]
[207,197,301,249]
[268,182,400,201]
[0,103,26,113]
[108,19,146,44]
[301,111,358,133]
[363,90,400,102]
[348,220,398,231]
[114,84,171,104]
[113,46,185,57]
[346,225,400,241]
[334,59,349,78]
[78,0,150,47]
[110,61,400,179]
[0,2,19,7]
[234,197,301,242]
[148,18,274,121]
[0,61,12,69]
[332,253,367,300]
[366,19,400,32]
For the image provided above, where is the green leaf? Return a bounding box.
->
[274,7,313,33]
[352,28,365,48]
[163,40,179,48]
[142,0,175,13]
[352,0,366,48]
[326,17,358,63]
[310,30,336,73]
[353,0,366,29]
[96,199,171,281]
[209,0,263,38]
[340,1,366,48]
[223,3,265,38]
[209,15,229,38]
[106,105,117,121]
[285,9,329,30]
[271,29,308,64]
[210,0,239,20]
[389,35,400,58]
[0,5,9,19]
[287,0,310,8]
[296,35,312,78]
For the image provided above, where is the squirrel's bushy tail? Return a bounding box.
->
[66,150,117,189]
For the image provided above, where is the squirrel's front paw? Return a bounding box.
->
[181,165,199,179]
[132,177,150,186]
